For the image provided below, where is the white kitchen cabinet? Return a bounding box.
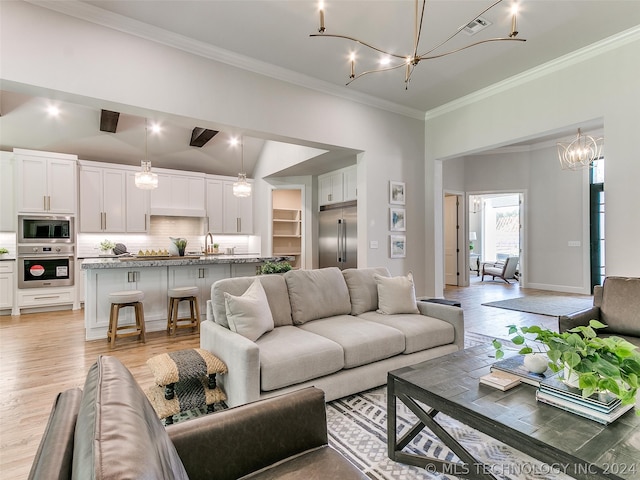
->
[0,262,14,311]
[168,264,229,315]
[206,178,224,234]
[15,149,77,214]
[318,165,357,206]
[79,164,126,233]
[230,263,261,278]
[150,169,206,217]
[84,266,167,340]
[223,180,253,234]
[17,286,75,310]
[125,171,149,232]
[0,152,15,232]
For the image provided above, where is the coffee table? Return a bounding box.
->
[387,345,639,480]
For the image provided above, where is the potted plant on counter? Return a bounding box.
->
[493,320,640,409]
[99,240,116,255]
[0,247,8,258]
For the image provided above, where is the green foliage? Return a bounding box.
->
[99,239,115,251]
[0,247,8,254]
[260,261,292,275]
[171,238,187,249]
[493,320,640,409]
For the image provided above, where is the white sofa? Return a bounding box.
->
[201,267,464,407]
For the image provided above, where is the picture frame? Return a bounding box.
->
[389,181,406,205]
[390,207,406,232]
[390,235,406,258]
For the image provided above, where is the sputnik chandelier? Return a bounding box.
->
[557,128,604,171]
[311,0,525,89]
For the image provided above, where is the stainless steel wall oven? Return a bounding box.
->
[18,245,75,288]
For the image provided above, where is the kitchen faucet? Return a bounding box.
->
[204,232,213,254]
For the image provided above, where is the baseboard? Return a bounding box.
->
[526,282,590,295]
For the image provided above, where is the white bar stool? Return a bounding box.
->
[167,286,201,336]
[107,290,146,348]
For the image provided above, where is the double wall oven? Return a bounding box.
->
[18,216,75,289]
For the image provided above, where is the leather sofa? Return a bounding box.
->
[203,266,464,407]
[28,355,366,480]
[559,276,640,347]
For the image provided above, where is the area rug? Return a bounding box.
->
[482,296,592,317]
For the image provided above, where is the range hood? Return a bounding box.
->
[148,206,206,217]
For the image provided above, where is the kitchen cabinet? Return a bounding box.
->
[79,163,126,232]
[17,286,75,311]
[84,266,167,340]
[231,263,262,277]
[15,149,77,214]
[150,169,206,217]
[125,171,149,232]
[0,152,15,232]
[0,262,14,311]
[318,165,357,206]
[206,178,224,234]
[223,180,253,234]
[168,264,229,316]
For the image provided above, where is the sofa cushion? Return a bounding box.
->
[342,267,390,315]
[299,315,405,368]
[285,268,352,325]
[72,355,189,480]
[256,326,344,391]
[224,278,274,342]
[357,311,455,354]
[600,276,640,336]
[212,274,293,328]
[374,272,420,315]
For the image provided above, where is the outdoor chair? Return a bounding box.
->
[481,256,519,283]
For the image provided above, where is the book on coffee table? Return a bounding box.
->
[539,375,621,413]
[490,355,557,387]
[535,390,633,425]
[479,370,521,391]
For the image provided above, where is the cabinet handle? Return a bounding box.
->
[34,295,59,300]
[237,217,240,233]
[199,268,205,279]
[128,271,136,283]
[144,214,147,231]
[328,193,332,202]
[48,196,51,211]
[103,212,107,230]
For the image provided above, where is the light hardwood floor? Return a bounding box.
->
[0,278,589,479]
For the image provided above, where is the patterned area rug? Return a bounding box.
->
[327,387,574,480]
[482,296,593,317]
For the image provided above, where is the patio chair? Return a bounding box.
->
[481,256,519,283]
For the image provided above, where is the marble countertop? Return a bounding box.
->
[81,255,293,269]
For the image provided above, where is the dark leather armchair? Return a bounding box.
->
[559,276,640,347]
[29,355,366,480]
[481,256,519,283]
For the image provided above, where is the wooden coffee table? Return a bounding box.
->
[387,345,639,480]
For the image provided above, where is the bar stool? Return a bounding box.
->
[167,286,201,336]
[107,290,146,348]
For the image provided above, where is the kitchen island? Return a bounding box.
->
[82,255,292,340]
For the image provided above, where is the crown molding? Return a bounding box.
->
[25,1,425,121]
[426,25,640,121]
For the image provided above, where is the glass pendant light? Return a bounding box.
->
[233,137,251,197]
[135,119,158,189]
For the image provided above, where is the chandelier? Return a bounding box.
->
[311,0,525,89]
[557,128,604,171]
[232,137,252,198]
[135,120,158,190]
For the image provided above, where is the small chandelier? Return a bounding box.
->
[232,137,252,198]
[135,120,158,189]
[557,128,604,171]
[311,0,525,89]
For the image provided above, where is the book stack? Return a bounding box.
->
[536,375,634,425]
[490,355,557,387]
[479,370,521,391]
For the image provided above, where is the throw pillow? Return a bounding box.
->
[374,272,420,315]
[224,279,274,341]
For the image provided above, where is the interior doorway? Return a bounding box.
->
[468,192,524,284]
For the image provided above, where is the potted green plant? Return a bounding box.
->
[213,243,219,253]
[0,247,8,257]
[260,261,292,275]
[493,320,640,409]
[99,240,116,255]
[171,237,188,256]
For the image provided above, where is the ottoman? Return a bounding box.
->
[146,348,228,424]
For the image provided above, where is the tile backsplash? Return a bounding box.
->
[77,216,254,257]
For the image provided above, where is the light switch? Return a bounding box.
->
[370,240,378,249]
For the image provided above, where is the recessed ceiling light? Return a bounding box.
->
[150,123,161,134]
[47,105,60,117]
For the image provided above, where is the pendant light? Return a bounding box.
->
[232,136,252,197]
[135,119,158,190]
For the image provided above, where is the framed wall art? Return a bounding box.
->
[390,207,406,232]
[389,181,406,205]
[390,235,406,258]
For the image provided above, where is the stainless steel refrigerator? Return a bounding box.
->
[319,201,357,269]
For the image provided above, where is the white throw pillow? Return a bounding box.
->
[224,279,274,341]
[374,272,420,315]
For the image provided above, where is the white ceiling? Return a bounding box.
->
[1,0,638,175]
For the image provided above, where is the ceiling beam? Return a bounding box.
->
[190,127,219,147]
[100,110,120,133]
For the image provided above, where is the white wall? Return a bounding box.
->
[0,2,429,292]
[429,28,640,296]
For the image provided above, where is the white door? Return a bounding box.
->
[444,195,458,286]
